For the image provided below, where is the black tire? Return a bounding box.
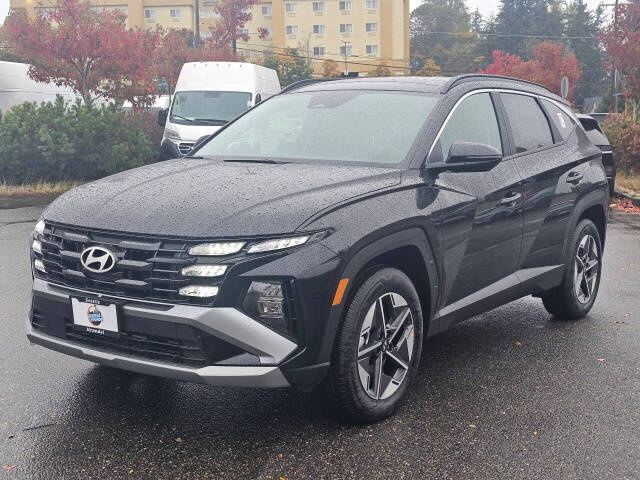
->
[541,219,603,319]
[328,268,423,423]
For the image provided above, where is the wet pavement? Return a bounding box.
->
[1,205,639,479]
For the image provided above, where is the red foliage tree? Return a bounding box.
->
[480,41,582,100]
[209,0,269,51]
[601,3,640,120]
[4,0,159,108]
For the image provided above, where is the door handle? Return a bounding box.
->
[501,192,522,205]
[566,171,584,184]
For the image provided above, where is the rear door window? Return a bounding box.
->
[501,93,553,153]
[542,99,576,141]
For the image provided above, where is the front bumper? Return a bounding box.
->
[27,278,296,388]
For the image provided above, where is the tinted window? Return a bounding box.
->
[197,91,439,165]
[431,93,502,163]
[542,99,575,141]
[501,93,553,153]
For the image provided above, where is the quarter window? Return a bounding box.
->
[542,99,575,141]
[501,93,553,153]
[432,93,502,163]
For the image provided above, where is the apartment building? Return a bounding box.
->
[9,0,410,76]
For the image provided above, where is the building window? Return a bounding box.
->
[200,9,216,18]
[200,30,212,39]
[340,23,352,33]
[339,1,352,11]
[286,25,298,35]
[202,0,218,5]
[262,5,272,15]
[365,0,378,9]
[313,24,325,34]
[340,45,352,56]
[237,28,249,36]
[144,8,156,18]
[170,8,182,18]
[366,22,378,32]
[285,2,297,13]
[312,2,324,12]
[313,46,326,56]
[366,44,378,56]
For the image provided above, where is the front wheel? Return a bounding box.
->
[541,219,603,319]
[329,268,423,423]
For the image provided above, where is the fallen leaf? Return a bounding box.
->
[11,422,18,427]
[2,465,16,471]
[129,469,134,475]
[392,426,397,432]
[533,430,538,435]
[515,341,522,347]
[547,392,553,395]
[175,437,182,443]
[277,453,283,460]
[469,424,477,429]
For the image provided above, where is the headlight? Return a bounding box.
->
[189,242,245,256]
[32,240,42,255]
[34,219,45,236]
[34,259,46,273]
[180,264,227,277]
[243,281,286,322]
[178,285,219,298]
[164,129,180,141]
[247,235,309,254]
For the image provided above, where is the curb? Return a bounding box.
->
[614,190,640,207]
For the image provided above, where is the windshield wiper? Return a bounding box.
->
[195,118,227,125]
[170,114,194,123]
[223,158,288,165]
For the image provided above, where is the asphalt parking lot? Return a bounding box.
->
[1,205,639,479]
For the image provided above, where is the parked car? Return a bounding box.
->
[28,75,609,423]
[577,114,616,196]
[157,62,281,159]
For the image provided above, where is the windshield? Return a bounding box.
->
[195,90,440,165]
[169,91,252,125]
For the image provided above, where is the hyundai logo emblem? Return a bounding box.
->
[80,246,116,273]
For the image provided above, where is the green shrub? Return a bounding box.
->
[0,96,156,183]
[603,115,640,174]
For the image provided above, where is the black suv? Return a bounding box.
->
[28,75,608,422]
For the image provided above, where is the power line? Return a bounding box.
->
[415,30,599,40]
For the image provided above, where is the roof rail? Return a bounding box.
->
[441,74,553,94]
[279,77,343,94]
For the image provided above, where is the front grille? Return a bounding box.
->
[36,223,220,305]
[178,142,194,155]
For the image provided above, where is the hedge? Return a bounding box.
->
[0,96,157,183]
[603,115,640,174]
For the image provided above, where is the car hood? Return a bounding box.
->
[44,159,401,237]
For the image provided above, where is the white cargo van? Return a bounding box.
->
[158,62,281,159]
[0,61,80,112]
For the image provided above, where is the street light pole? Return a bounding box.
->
[341,40,350,76]
[194,0,200,47]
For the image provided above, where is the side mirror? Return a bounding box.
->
[157,108,168,126]
[255,93,262,105]
[427,141,502,173]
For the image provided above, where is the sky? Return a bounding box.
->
[0,0,608,26]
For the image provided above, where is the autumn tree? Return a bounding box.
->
[210,0,269,53]
[369,62,392,77]
[4,0,159,108]
[601,2,640,120]
[264,49,313,86]
[415,58,442,77]
[480,41,582,100]
[321,60,342,78]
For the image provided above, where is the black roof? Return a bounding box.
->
[284,74,569,105]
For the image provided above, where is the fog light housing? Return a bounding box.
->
[181,264,227,277]
[189,242,245,256]
[243,281,291,335]
[178,285,219,298]
[34,259,46,273]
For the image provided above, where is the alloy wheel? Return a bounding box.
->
[574,234,599,304]
[357,292,415,400]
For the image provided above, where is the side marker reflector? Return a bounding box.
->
[332,278,349,306]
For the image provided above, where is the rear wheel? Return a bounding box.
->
[329,268,423,423]
[541,219,602,319]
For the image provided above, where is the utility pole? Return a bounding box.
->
[194,0,200,47]
[341,40,350,76]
